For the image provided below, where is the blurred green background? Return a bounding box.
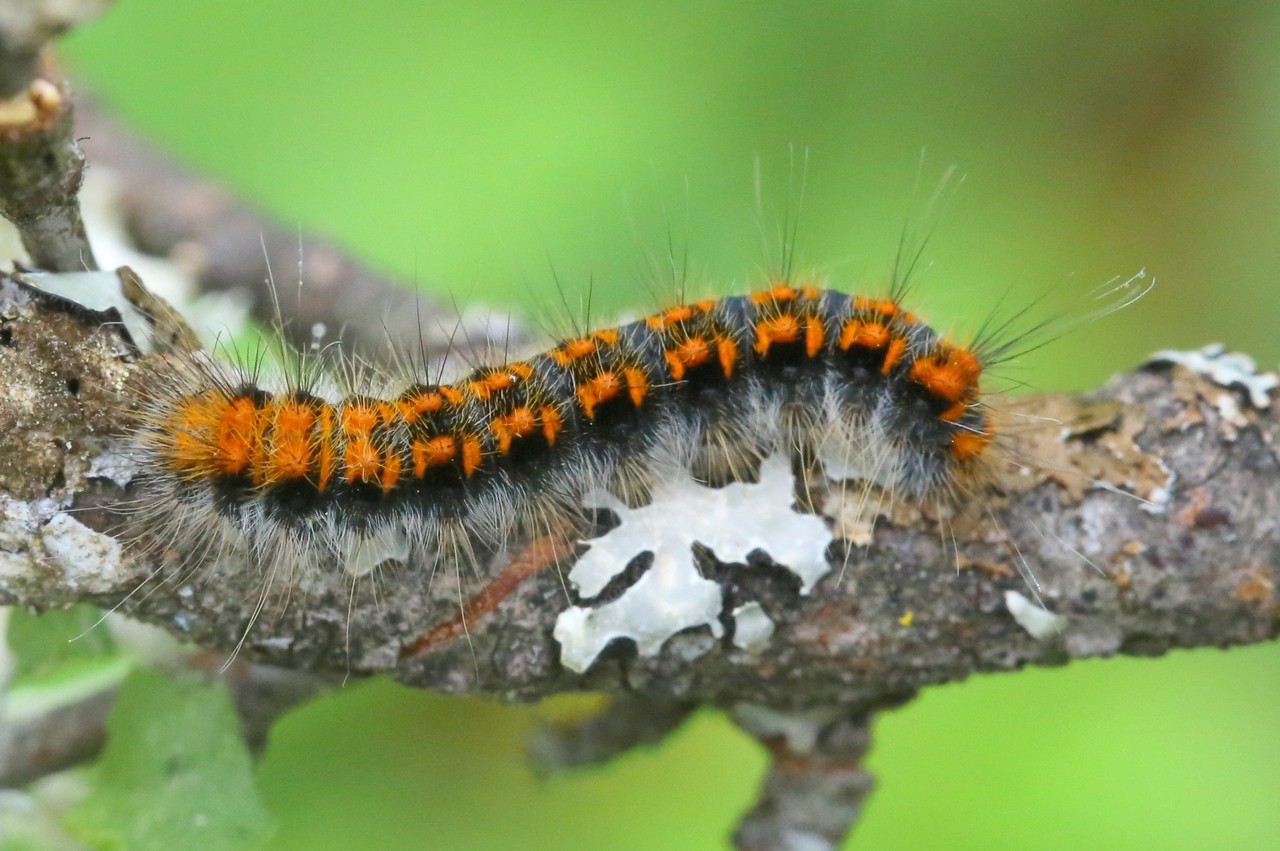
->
[58,2,1280,848]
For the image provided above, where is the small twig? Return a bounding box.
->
[0,1,113,99]
[0,686,116,788]
[731,708,874,851]
[0,2,109,272]
[529,694,698,773]
[0,76,95,272]
[0,659,329,788]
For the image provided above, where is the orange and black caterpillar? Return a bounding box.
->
[131,282,996,577]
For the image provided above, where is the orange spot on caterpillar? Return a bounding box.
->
[341,403,378,435]
[577,371,621,420]
[754,315,801,356]
[951,423,994,461]
[805,316,824,357]
[881,336,907,374]
[461,434,483,476]
[853,296,900,318]
[381,449,402,493]
[717,336,738,377]
[752,284,798,304]
[910,347,983,403]
[541,405,563,444]
[838,319,890,351]
[412,435,456,476]
[338,401,384,485]
[214,396,259,477]
[396,389,446,424]
[593,328,620,345]
[665,336,711,381]
[469,364,533,400]
[166,393,225,477]
[837,318,906,373]
[267,400,316,481]
[646,300,714,332]
[623,367,648,407]
[317,405,336,490]
[647,306,690,331]
[344,437,381,483]
[552,337,598,366]
[275,400,316,432]
[469,373,507,400]
[492,406,539,454]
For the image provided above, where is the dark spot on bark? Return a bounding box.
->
[571,550,652,607]
[594,636,639,665]
[1192,506,1231,530]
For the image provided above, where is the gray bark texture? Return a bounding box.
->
[2,267,1277,849]
[2,281,1277,701]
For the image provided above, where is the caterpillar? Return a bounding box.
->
[124,267,1149,669]
[130,281,996,563]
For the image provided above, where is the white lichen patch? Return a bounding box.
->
[1148,344,1279,410]
[37,514,126,593]
[0,497,126,594]
[1004,590,1067,640]
[553,453,832,674]
[553,550,724,673]
[86,446,139,490]
[1214,392,1246,431]
[731,602,775,652]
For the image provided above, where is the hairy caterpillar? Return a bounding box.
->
[132,285,979,547]
[120,264,1149,667]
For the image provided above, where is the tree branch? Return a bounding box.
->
[0,656,328,788]
[0,1,110,272]
[1,266,1277,846]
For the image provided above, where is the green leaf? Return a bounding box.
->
[7,605,118,684]
[64,668,275,851]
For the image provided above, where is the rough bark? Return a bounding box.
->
[1,267,1277,849]
[3,288,1276,702]
[0,75,96,272]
